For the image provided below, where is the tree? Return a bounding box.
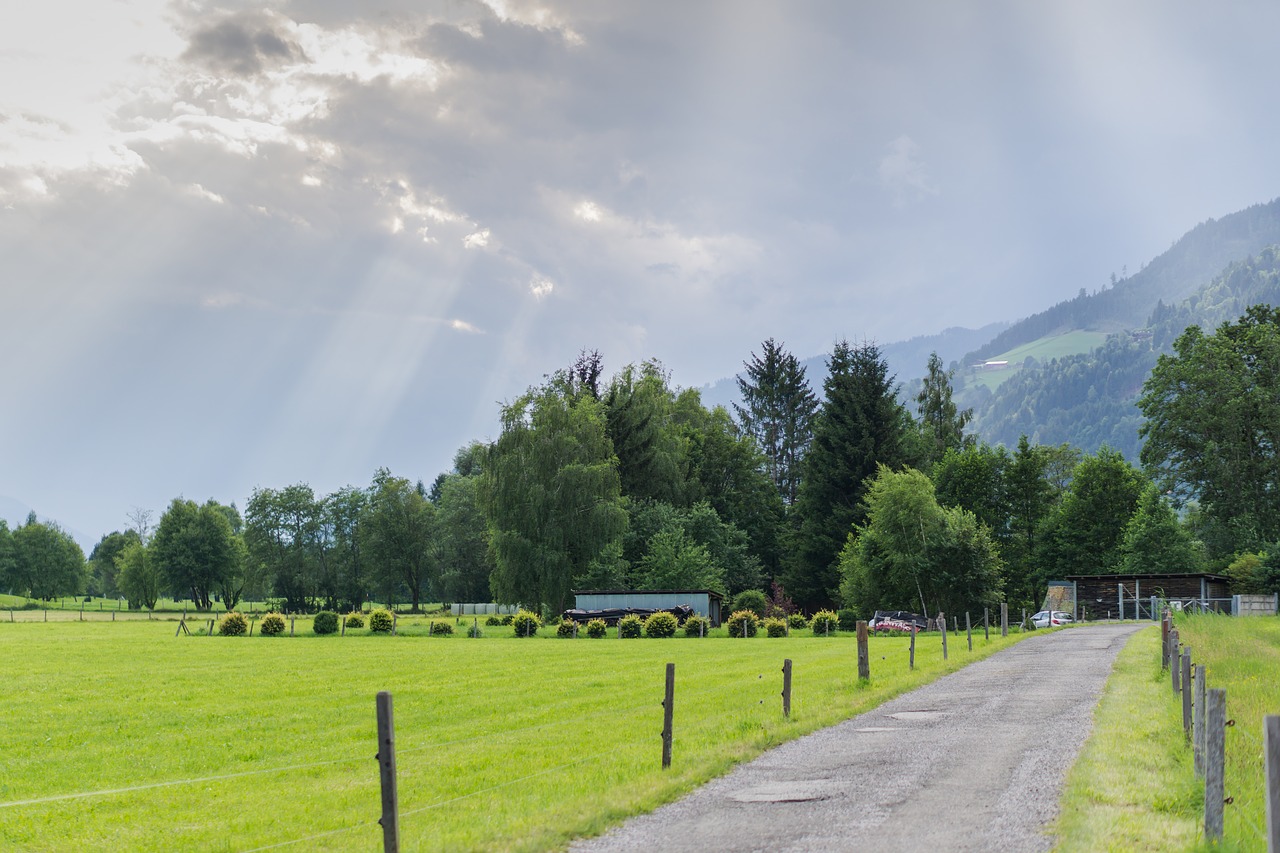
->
[1139,305,1280,556]
[634,529,723,592]
[10,513,86,600]
[734,338,818,505]
[916,351,973,466]
[87,530,141,598]
[363,470,437,612]
[316,486,369,612]
[931,444,1008,537]
[1120,485,1201,575]
[481,374,628,613]
[603,360,685,505]
[0,520,14,593]
[783,340,912,610]
[1036,448,1144,581]
[838,466,1002,619]
[150,499,239,611]
[116,540,161,610]
[244,485,321,612]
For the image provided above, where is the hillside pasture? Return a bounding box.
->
[0,620,1022,851]
[965,330,1110,392]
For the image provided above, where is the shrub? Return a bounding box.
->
[345,612,365,629]
[429,620,454,636]
[217,612,248,636]
[259,613,286,636]
[811,609,838,635]
[313,612,339,635]
[763,617,788,638]
[726,609,759,638]
[618,614,643,639]
[585,618,608,639]
[499,613,515,626]
[643,611,679,638]
[837,609,859,632]
[731,589,768,618]
[485,615,502,626]
[788,612,809,630]
[511,610,541,637]
[368,609,394,633]
[556,619,579,638]
[467,622,483,638]
[682,614,710,638]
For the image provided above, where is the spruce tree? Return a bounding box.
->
[916,351,973,467]
[781,340,911,610]
[734,338,818,505]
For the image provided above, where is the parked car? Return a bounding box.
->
[1031,610,1074,628]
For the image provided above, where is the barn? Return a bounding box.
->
[1064,572,1232,619]
[572,589,724,627]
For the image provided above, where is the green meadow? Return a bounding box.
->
[0,619,1023,851]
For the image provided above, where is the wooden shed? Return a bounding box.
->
[572,590,724,627]
[1065,573,1232,619]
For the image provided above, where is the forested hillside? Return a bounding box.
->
[965,245,1280,458]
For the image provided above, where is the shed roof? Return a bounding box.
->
[574,589,724,600]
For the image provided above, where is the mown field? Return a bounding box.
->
[965,330,1111,392]
[0,619,1024,851]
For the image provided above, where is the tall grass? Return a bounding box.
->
[0,621,1021,851]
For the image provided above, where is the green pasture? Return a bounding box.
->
[0,620,1022,851]
[965,330,1110,392]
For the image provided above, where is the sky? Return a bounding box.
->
[4,0,1280,549]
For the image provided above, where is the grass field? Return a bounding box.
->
[1173,614,1280,851]
[0,619,1024,851]
[965,330,1111,392]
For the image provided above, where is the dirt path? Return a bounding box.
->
[571,622,1146,853]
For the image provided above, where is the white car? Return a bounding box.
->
[1031,610,1074,628]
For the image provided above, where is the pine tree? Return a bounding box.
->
[916,351,973,467]
[734,338,818,505]
[781,340,911,610]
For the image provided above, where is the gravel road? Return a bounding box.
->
[570,622,1145,853]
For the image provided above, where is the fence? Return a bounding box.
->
[1161,611,1280,849]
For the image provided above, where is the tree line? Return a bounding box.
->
[6,306,1280,614]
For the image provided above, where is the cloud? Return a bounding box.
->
[529,273,555,299]
[878,135,938,208]
[182,13,307,76]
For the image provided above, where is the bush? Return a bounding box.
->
[345,612,365,629]
[618,614,643,639]
[485,614,502,626]
[429,620,454,636]
[511,610,541,637]
[682,614,710,637]
[556,619,579,638]
[467,622,483,638]
[763,617,788,637]
[788,612,809,630]
[837,609,858,632]
[731,589,768,618]
[726,609,759,638]
[643,611,679,638]
[259,613,286,636]
[811,609,839,635]
[368,609,394,633]
[500,613,515,626]
[218,612,248,636]
[585,618,608,639]
[313,612,339,635]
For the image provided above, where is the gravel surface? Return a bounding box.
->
[570,622,1145,853]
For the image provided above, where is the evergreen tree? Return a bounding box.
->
[916,351,973,467]
[782,340,911,610]
[734,338,818,505]
[604,360,685,505]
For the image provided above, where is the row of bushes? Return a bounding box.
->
[214,609,392,636]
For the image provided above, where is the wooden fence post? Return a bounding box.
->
[1205,688,1226,842]
[1170,631,1181,694]
[1161,611,1171,669]
[781,659,792,718]
[1181,649,1193,740]
[376,691,399,853]
[1264,715,1279,853]
[1194,663,1207,778]
[939,612,948,661]
[909,629,916,670]
[856,621,869,681]
[965,612,972,652]
[1001,602,1008,638]
[661,663,675,769]
[984,607,989,641]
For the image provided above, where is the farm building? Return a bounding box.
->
[1064,572,1231,620]
[572,590,724,627]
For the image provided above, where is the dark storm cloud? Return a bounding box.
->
[182,13,305,76]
